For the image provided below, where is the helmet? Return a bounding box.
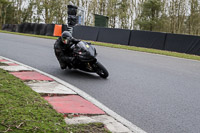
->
[61,31,72,44]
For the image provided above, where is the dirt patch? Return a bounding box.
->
[0,62,8,66]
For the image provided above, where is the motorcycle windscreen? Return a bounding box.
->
[76,42,87,51]
[87,45,96,57]
[76,42,96,57]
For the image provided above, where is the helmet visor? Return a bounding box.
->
[62,37,68,44]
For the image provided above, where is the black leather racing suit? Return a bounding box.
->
[54,37,79,68]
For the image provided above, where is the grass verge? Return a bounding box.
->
[0,68,67,132]
[1,30,200,61]
[0,62,8,66]
[0,30,57,40]
[0,67,110,133]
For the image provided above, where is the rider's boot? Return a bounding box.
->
[60,62,67,69]
[61,56,74,69]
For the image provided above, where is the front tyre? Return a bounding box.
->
[94,62,109,78]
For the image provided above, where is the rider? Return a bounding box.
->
[54,31,80,69]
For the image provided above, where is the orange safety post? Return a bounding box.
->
[53,24,62,37]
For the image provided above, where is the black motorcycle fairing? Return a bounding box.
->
[73,41,96,59]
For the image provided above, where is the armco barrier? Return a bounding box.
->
[165,33,200,55]
[45,24,55,36]
[129,30,166,50]
[73,25,99,41]
[97,28,131,45]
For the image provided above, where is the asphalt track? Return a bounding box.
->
[1,33,200,133]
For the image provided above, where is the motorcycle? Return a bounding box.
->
[66,41,109,78]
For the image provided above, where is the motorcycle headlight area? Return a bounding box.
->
[78,50,87,55]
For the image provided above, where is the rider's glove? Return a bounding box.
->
[71,38,80,43]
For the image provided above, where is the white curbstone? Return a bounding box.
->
[65,116,97,124]
[0,61,15,64]
[26,81,77,94]
[65,115,132,133]
[0,65,32,72]
[92,115,132,133]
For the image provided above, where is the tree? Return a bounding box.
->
[99,0,107,16]
[0,0,11,26]
[129,0,138,29]
[135,0,163,31]
[186,0,200,35]
[0,0,20,27]
[118,0,130,29]
[168,0,187,34]
[107,0,119,28]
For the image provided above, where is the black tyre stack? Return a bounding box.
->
[67,5,78,27]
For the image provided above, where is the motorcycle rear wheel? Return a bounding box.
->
[94,62,109,78]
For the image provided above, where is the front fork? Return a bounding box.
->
[84,59,97,72]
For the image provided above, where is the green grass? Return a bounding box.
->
[1,30,200,61]
[66,123,111,133]
[0,69,67,133]
[0,30,57,40]
[0,68,110,133]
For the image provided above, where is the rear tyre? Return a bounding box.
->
[94,62,109,78]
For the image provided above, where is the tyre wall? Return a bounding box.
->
[40,24,47,35]
[11,24,17,32]
[3,24,13,32]
[18,23,25,33]
[15,24,19,32]
[2,24,7,30]
[23,23,33,34]
[30,23,36,34]
[34,24,43,35]
[62,24,68,32]
[45,24,55,36]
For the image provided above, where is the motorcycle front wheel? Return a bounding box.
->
[94,62,109,78]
